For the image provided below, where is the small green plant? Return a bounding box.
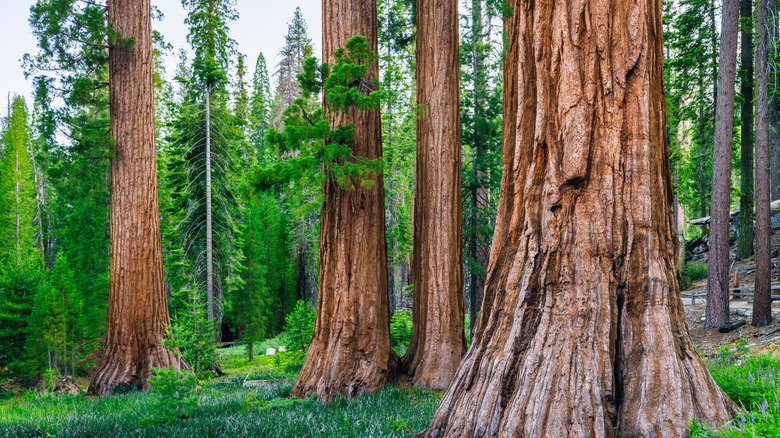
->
[147,367,198,424]
[680,261,708,290]
[390,310,413,354]
[40,368,59,392]
[385,416,410,434]
[283,301,316,352]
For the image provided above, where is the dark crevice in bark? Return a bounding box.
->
[612,285,626,431]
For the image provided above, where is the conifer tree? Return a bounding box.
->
[251,53,272,159]
[168,0,245,341]
[271,7,313,126]
[0,97,42,377]
[0,97,38,271]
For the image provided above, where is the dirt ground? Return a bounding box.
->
[685,302,780,355]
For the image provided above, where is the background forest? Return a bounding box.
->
[2,0,780,436]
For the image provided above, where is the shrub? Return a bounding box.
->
[283,301,316,352]
[390,310,412,354]
[680,261,708,290]
[147,367,198,424]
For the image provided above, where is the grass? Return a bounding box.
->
[691,346,780,437]
[0,346,442,438]
[5,337,780,437]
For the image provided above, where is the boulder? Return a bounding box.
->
[52,376,82,396]
[277,346,287,353]
[265,348,277,356]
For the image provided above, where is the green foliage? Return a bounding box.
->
[167,290,218,378]
[147,367,199,424]
[691,353,780,437]
[236,192,295,358]
[0,97,39,271]
[26,253,82,379]
[162,0,247,342]
[252,36,384,192]
[389,310,412,354]
[25,0,112,370]
[679,261,708,290]
[283,301,315,352]
[182,0,238,89]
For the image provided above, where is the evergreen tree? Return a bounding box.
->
[0,97,42,378]
[666,0,720,220]
[251,53,272,160]
[379,0,415,313]
[26,0,112,357]
[26,253,81,377]
[271,7,313,126]
[0,97,38,270]
[460,0,503,334]
[165,0,246,342]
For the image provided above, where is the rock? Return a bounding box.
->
[277,346,287,353]
[52,376,82,396]
[735,308,747,317]
[265,348,276,356]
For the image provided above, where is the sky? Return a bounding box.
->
[0,0,322,113]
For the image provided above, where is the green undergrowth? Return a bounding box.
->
[691,345,780,437]
[0,345,441,437]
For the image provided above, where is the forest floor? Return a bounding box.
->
[681,231,780,355]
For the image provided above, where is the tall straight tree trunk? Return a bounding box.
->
[403,0,464,390]
[291,0,394,401]
[89,0,178,395]
[753,0,774,327]
[706,0,740,329]
[205,87,215,325]
[418,0,735,435]
[738,0,755,260]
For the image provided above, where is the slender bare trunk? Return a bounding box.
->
[754,0,774,327]
[418,0,735,434]
[206,87,214,326]
[706,0,740,329]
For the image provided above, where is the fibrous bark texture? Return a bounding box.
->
[291,0,395,402]
[706,0,740,329]
[89,0,178,395]
[402,0,464,391]
[418,0,735,435]
[753,0,773,327]
[737,0,754,261]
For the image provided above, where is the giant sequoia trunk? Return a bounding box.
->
[706,0,740,329]
[291,0,395,401]
[88,0,178,395]
[418,0,735,435]
[402,0,464,390]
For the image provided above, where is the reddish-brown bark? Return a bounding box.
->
[418,0,735,435]
[706,0,740,329]
[753,0,774,327]
[290,0,395,402]
[402,0,465,390]
[88,0,178,395]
